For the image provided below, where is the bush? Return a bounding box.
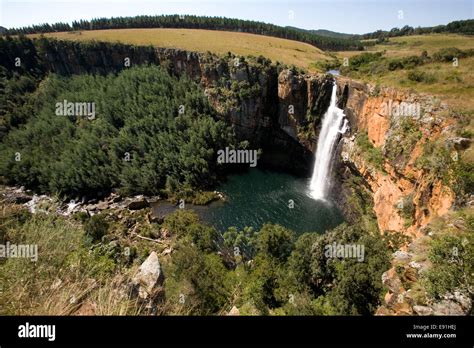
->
[453,160,474,197]
[396,194,415,227]
[256,224,294,262]
[388,55,425,71]
[384,118,422,170]
[84,214,109,243]
[433,47,464,62]
[356,132,385,171]
[415,139,453,182]
[166,241,232,314]
[423,230,473,299]
[407,70,437,83]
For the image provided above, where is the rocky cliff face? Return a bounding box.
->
[330,77,472,315]
[334,78,456,234]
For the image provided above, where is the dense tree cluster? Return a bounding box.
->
[162,209,391,315]
[0,65,236,198]
[354,19,474,40]
[3,14,363,51]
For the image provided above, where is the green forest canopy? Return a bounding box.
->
[0,65,237,198]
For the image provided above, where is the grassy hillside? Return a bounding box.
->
[31,28,328,69]
[328,34,474,114]
[339,34,474,59]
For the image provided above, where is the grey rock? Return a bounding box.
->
[443,291,472,311]
[127,196,149,210]
[96,201,110,210]
[448,137,471,150]
[227,306,240,316]
[432,300,466,315]
[131,252,164,300]
[382,270,401,293]
[409,261,423,270]
[393,250,413,263]
[413,305,433,316]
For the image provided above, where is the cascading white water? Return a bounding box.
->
[309,82,348,200]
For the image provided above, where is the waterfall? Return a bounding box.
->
[309,82,348,200]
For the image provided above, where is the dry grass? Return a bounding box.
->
[0,207,144,315]
[333,34,474,114]
[358,57,474,114]
[31,28,328,69]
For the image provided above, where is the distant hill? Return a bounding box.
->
[308,29,354,39]
[286,26,354,39]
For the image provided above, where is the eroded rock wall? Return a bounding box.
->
[334,78,455,235]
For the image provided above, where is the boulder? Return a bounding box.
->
[392,301,413,315]
[109,193,122,203]
[1,187,32,204]
[11,193,32,204]
[393,250,413,264]
[443,291,472,312]
[96,201,110,210]
[146,212,163,224]
[413,305,433,316]
[127,196,149,210]
[382,268,402,293]
[131,252,164,300]
[432,300,466,315]
[227,306,240,316]
[448,137,471,150]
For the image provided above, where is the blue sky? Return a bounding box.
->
[1,0,473,34]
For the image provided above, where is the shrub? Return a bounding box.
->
[415,140,453,181]
[356,132,384,171]
[388,55,424,71]
[84,214,109,243]
[256,224,294,262]
[396,194,415,227]
[384,118,422,170]
[423,231,473,298]
[453,160,474,196]
[407,70,437,83]
[433,47,464,62]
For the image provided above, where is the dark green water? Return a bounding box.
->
[153,169,344,234]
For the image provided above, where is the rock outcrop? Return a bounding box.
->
[335,80,455,235]
[131,251,164,301]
